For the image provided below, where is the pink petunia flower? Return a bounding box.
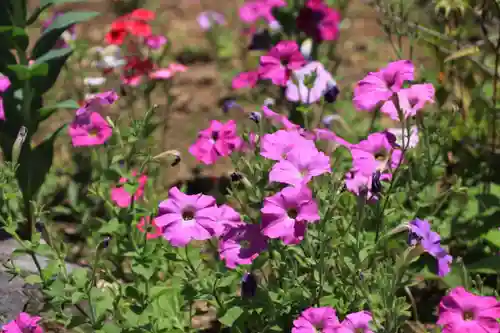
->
[286,61,337,104]
[155,187,218,246]
[144,34,167,49]
[261,105,301,130]
[189,120,243,165]
[292,307,341,333]
[438,286,500,333]
[219,223,267,269]
[136,216,163,239]
[259,41,306,86]
[337,311,374,333]
[239,0,286,24]
[260,129,316,161]
[232,71,260,89]
[110,171,148,208]
[349,131,403,176]
[68,112,113,147]
[194,204,243,237]
[353,60,414,112]
[269,144,331,187]
[381,83,435,121]
[2,312,43,333]
[197,11,226,31]
[78,90,119,115]
[313,128,352,148]
[261,186,320,244]
[296,0,341,42]
[0,76,11,121]
[149,63,188,80]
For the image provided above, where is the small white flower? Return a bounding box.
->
[83,77,106,86]
[388,126,419,148]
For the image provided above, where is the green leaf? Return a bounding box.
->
[0,26,29,50]
[71,291,85,304]
[32,49,73,95]
[131,262,155,280]
[483,229,500,248]
[444,46,480,63]
[71,267,89,288]
[35,47,73,64]
[16,124,65,200]
[467,256,500,274]
[24,274,42,285]
[7,65,31,80]
[40,0,87,5]
[218,306,244,326]
[39,99,79,122]
[100,322,122,333]
[32,11,99,58]
[98,218,122,235]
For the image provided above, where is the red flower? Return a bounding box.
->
[137,217,163,240]
[105,8,156,45]
[122,56,154,86]
[106,20,128,45]
[296,0,341,42]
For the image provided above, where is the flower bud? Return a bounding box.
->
[12,126,28,165]
[241,272,257,298]
[249,111,261,123]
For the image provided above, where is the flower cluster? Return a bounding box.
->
[2,312,43,333]
[292,307,373,333]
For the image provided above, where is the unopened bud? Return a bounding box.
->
[249,111,261,123]
[12,126,28,165]
[153,150,181,166]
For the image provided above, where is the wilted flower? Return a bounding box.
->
[292,307,340,333]
[136,217,163,239]
[259,41,306,86]
[189,120,243,164]
[221,99,242,114]
[156,187,219,246]
[353,60,414,112]
[296,0,341,42]
[110,171,148,208]
[261,186,320,244]
[0,76,11,121]
[286,61,336,104]
[337,311,374,333]
[197,11,226,31]
[381,83,435,121]
[437,286,500,333]
[408,218,452,276]
[269,144,331,187]
[219,223,267,269]
[2,312,43,333]
[241,272,258,298]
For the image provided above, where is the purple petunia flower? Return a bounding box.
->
[260,129,316,161]
[219,223,267,269]
[337,311,374,333]
[261,186,320,244]
[292,307,341,333]
[197,11,226,31]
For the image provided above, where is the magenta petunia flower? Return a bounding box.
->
[260,129,316,161]
[353,60,414,112]
[232,71,260,89]
[438,286,500,333]
[313,129,352,148]
[259,41,306,86]
[144,34,167,49]
[261,186,320,244]
[408,218,452,277]
[286,61,337,104]
[337,311,374,333]
[197,11,226,31]
[239,0,286,24]
[296,0,341,42]
[155,187,219,246]
[381,83,435,121]
[269,145,331,187]
[68,112,113,147]
[219,223,268,269]
[2,312,43,333]
[349,131,403,176]
[0,76,11,121]
[292,307,341,333]
[110,171,148,208]
[149,63,188,80]
[195,204,243,237]
[189,120,243,165]
[79,90,119,115]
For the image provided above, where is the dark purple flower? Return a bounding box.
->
[249,29,273,51]
[241,272,257,298]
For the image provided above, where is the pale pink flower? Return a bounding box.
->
[260,129,316,161]
[261,186,319,244]
[219,223,267,269]
[259,40,306,86]
[189,120,243,164]
[353,60,414,111]
[0,76,11,121]
[156,187,218,246]
[2,312,43,333]
[261,105,300,130]
[292,307,340,333]
[381,83,435,120]
[110,171,148,208]
[68,112,113,147]
[150,63,187,80]
[269,145,331,187]
[438,286,500,333]
[337,311,374,333]
[286,61,337,104]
